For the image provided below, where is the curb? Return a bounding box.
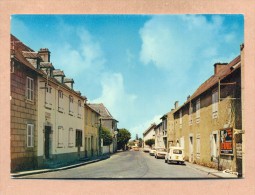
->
[185,162,238,178]
[11,155,110,178]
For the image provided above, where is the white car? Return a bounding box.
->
[155,148,167,159]
[149,148,156,156]
[143,146,151,152]
[165,147,185,164]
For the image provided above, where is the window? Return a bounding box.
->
[189,105,193,125]
[58,90,64,112]
[78,100,82,118]
[68,128,74,147]
[196,134,200,159]
[69,96,74,115]
[212,90,218,118]
[26,77,34,101]
[58,126,64,147]
[179,110,182,127]
[27,124,34,147]
[45,84,52,108]
[76,130,82,147]
[196,98,200,123]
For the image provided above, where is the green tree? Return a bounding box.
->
[145,138,155,148]
[117,128,131,150]
[138,138,143,147]
[101,126,113,146]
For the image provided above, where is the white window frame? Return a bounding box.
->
[78,100,82,118]
[196,134,200,159]
[58,90,64,112]
[69,96,74,115]
[27,124,34,147]
[212,90,218,119]
[45,84,52,108]
[58,126,64,147]
[68,128,74,147]
[196,98,200,123]
[26,77,34,101]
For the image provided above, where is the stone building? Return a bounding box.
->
[10,35,41,172]
[173,49,243,174]
[89,103,118,154]
[166,101,179,149]
[154,122,165,148]
[142,123,156,148]
[10,35,86,171]
[84,103,100,158]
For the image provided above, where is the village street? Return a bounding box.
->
[20,150,217,179]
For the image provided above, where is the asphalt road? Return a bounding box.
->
[21,150,216,179]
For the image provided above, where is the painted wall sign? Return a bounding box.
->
[220,128,233,154]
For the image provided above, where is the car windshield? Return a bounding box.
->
[173,149,182,154]
[157,148,166,151]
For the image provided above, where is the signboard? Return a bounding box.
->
[220,128,233,154]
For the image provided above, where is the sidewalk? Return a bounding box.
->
[11,154,110,178]
[185,162,239,178]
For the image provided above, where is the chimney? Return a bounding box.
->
[53,69,65,84]
[38,48,51,62]
[64,77,74,89]
[187,95,190,101]
[214,62,228,75]
[174,101,179,109]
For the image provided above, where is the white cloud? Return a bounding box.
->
[52,28,106,78]
[139,15,235,75]
[92,73,137,125]
[130,114,162,139]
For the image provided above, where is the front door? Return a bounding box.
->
[44,126,51,159]
[189,136,194,162]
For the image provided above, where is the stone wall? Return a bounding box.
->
[11,61,38,172]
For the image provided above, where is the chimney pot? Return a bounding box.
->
[214,62,228,75]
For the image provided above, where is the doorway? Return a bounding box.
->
[44,126,52,159]
[189,135,194,162]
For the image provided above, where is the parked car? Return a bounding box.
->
[155,148,167,159]
[149,148,156,156]
[133,146,139,151]
[165,147,185,164]
[143,146,151,152]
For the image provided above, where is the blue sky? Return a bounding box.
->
[11,14,244,139]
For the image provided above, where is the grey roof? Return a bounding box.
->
[53,69,65,76]
[64,77,74,83]
[88,103,118,122]
[22,51,41,59]
[40,62,54,69]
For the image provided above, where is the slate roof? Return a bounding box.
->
[10,34,85,100]
[174,55,241,113]
[88,103,118,122]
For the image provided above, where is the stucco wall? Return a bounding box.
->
[37,76,85,167]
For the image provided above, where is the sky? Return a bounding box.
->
[11,14,244,139]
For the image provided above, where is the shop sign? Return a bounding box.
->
[220,128,233,154]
